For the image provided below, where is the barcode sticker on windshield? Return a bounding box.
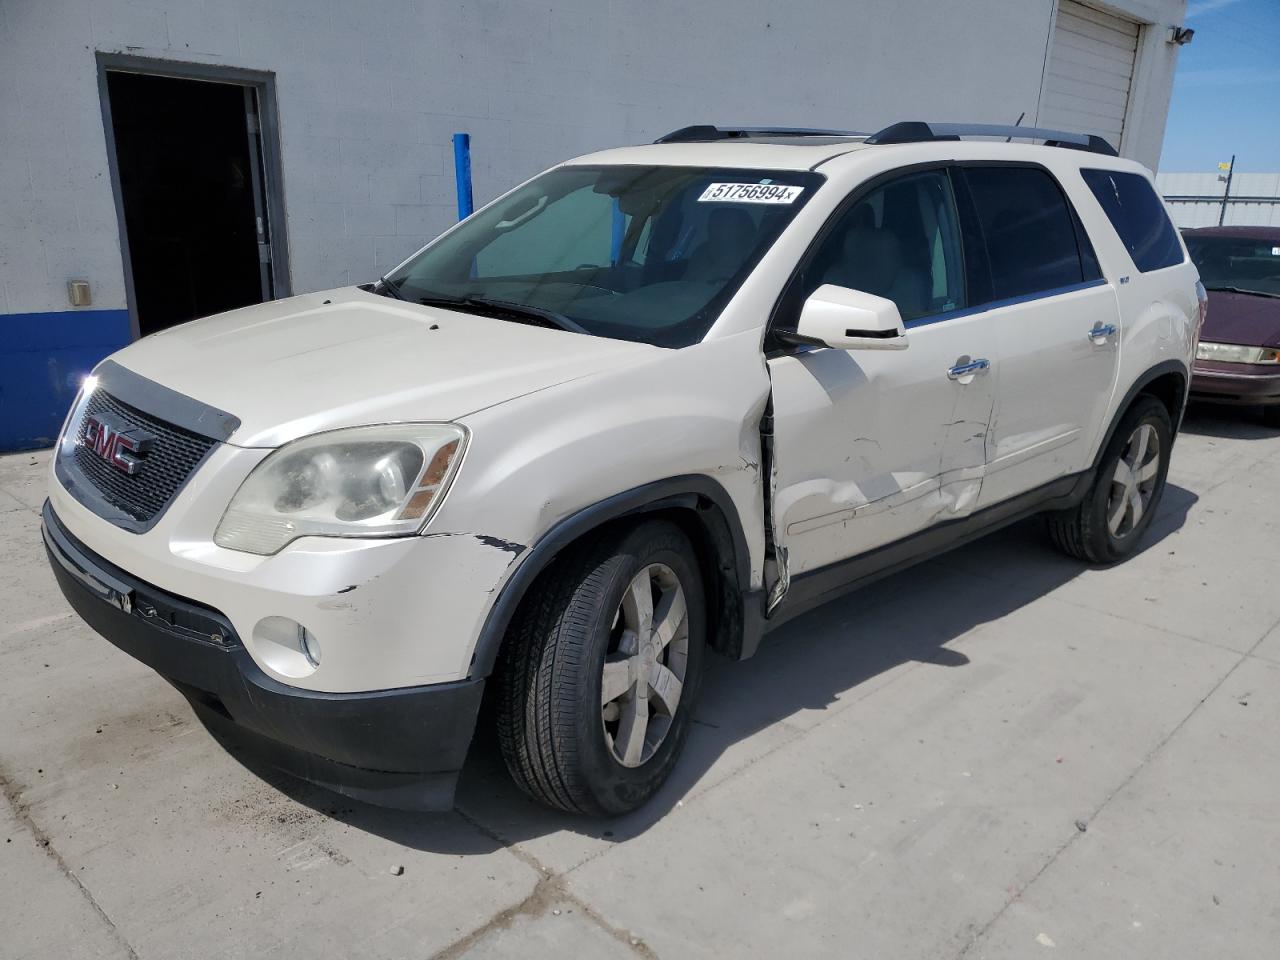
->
[698,183,804,204]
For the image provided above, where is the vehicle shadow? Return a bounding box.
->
[215,483,1198,855]
[1180,401,1278,441]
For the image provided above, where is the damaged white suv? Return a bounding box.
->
[45,122,1202,816]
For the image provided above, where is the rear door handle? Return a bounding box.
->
[947,358,990,381]
[1087,323,1118,341]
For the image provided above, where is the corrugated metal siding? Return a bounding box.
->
[1157,172,1280,228]
[1040,0,1138,151]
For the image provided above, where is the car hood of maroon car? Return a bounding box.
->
[1202,289,1280,348]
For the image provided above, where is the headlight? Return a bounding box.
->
[214,423,466,555]
[1197,342,1280,364]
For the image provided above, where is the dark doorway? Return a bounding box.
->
[104,70,278,336]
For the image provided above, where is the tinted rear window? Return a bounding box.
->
[1081,169,1184,273]
[961,166,1093,301]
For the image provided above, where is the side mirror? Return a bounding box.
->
[793,284,908,351]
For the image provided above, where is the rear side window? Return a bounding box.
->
[1081,169,1184,272]
[960,166,1094,302]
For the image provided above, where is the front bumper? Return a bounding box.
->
[43,501,484,810]
[1191,360,1280,405]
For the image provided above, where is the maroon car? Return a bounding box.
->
[1183,226,1280,425]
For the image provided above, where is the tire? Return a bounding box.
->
[1048,395,1173,564]
[494,519,706,816]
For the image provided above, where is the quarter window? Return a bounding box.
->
[796,169,966,323]
[960,166,1093,301]
[1081,169,1184,273]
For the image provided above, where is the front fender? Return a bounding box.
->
[465,474,760,678]
[430,329,772,676]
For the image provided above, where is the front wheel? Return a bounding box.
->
[1048,396,1173,564]
[494,520,706,816]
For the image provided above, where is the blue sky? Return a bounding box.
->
[1160,0,1280,172]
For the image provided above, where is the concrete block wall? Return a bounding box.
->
[1,0,1185,449]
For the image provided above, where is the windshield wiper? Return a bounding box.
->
[1205,285,1280,299]
[374,276,408,301]
[416,294,588,334]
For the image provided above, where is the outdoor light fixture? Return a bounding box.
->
[1169,26,1194,45]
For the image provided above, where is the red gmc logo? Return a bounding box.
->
[80,413,154,475]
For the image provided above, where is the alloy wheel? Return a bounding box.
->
[600,563,690,768]
[1106,422,1161,539]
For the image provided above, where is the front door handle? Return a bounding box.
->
[947,358,991,381]
[1087,323,1118,342]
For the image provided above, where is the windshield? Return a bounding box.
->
[1185,235,1280,297]
[386,165,823,347]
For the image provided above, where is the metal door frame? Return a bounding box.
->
[95,53,292,341]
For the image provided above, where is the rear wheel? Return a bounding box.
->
[1048,396,1172,564]
[494,520,706,816]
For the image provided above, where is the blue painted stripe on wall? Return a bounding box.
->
[0,309,131,452]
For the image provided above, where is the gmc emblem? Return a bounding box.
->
[81,412,154,475]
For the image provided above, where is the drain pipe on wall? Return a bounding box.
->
[452,133,474,221]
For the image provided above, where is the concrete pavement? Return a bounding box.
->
[3,405,1279,959]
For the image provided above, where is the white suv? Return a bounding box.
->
[44,122,1203,817]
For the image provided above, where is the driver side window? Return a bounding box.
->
[799,169,966,323]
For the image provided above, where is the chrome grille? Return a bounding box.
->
[69,389,217,522]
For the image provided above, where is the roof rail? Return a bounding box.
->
[864,121,1118,157]
[654,125,865,144]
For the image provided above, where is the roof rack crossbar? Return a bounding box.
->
[654,125,865,144]
[864,121,1118,156]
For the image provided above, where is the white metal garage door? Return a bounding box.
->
[1039,0,1139,152]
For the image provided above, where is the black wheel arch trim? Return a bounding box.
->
[468,474,763,679]
[1091,359,1190,472]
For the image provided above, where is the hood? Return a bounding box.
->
[108,288,660,447]
[1202,289,1280,348]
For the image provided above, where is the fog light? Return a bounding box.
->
[252,616,321,678]
[300,625,321,667]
